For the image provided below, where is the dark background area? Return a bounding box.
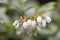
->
[37,0,56,4]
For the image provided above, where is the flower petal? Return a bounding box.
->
[31,20,36,27]
[45,16,51,23]
[27,19,31,26]
[15,23,20,29]
[37,16,42,23]
[42,19,46,27]
[23,22,28,29]
[13,20,19,26]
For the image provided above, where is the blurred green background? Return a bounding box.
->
[0,0,60,40]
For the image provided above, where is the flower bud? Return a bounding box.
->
[31,20,36,27]
[27,19,31,26]
[13,20,20,29]
[42,19,46,27]
[37,16,42,23]
[15,23,20,29]
[23,22,28,29]
[45,16,51,23]
[13,20,18,26]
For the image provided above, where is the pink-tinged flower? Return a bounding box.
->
[45,16,51,23]
[42,19,46,27]
[22,22,28,29]
[27,19,32,26]
[31,20,36,27]
[37,16,42,23]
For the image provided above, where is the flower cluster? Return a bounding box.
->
[13,14,51,36]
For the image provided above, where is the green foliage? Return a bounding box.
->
[0,0,60,40]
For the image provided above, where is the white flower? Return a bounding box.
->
[42,19,46,27]
[23,22,28,29]
[37,16,42,23]
[13,20,20,29]
[27,19,32,26]
[15,24,20,29]
[45,16,51,23]
[31,20,36,27]
[13,20,18,26]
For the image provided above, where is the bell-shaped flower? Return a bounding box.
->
[13,20,20,29]
[22,22,28,29]
[42,19,46,27]
[27,19,32,26]
[31,20,36,27]
[15,24,20,29]
[45,16,51,23]
[37,16,42,23]
[13,20,18,26]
